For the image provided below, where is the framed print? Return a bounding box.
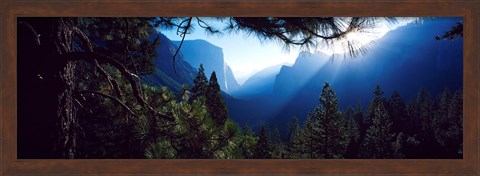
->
[1,0,479,175]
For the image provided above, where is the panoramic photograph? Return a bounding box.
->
[17,17,463,159]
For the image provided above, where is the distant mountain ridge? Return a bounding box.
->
[273,51,330,97]
[173,40,240,94]
[231,63,288,99]
[227,18,463,132]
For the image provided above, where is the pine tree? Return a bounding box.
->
[301,113,322,159]
[214,119,243,159]
[406,87,440,158]
[240,123,257,159]
[365,85,385,128]
[353,103,366,153]
[303,82,348,159]
[416,88,434,143]
[360,102,395,158]
[191,64,208,101]
[430,88,462,158]
[432,88,451,150]
[269,127,287,159]
[156,88,238,159]
[319,82,348,159]
[242,122,254,136]
[286,116,303,158]
[446,90,463,158]
[386,91,409,159]
[286,116,300,146]
[360,85,395,159]
[387,90,408,134]
[288,126,304,159]
[254,126,271,159]
[206,71,228,126]
[344,107,361,158]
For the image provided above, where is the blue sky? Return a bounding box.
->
[160,17,415,84]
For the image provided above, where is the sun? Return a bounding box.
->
[321,24,393,56]
[345,30,365,42]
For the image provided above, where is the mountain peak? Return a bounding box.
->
[292,51,329,69]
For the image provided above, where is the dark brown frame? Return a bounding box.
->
[1,0,479,175]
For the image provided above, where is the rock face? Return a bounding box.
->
[224,64,240,92]
[173,40,240,94]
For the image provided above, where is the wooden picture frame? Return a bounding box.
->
[1,0,478,175]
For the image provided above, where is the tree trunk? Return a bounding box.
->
[57,60,78,159]
[54,18,80,159]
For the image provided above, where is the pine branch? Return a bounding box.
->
[60,52,157,115]
[93,59,123,97]
[76,90,137,115]
[172,17,192,76]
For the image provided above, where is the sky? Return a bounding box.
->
[161,17,415,85]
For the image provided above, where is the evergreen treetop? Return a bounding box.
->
[206,71,228,126]
[191,64,208,101]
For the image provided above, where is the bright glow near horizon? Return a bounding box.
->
[161,18,415,85]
